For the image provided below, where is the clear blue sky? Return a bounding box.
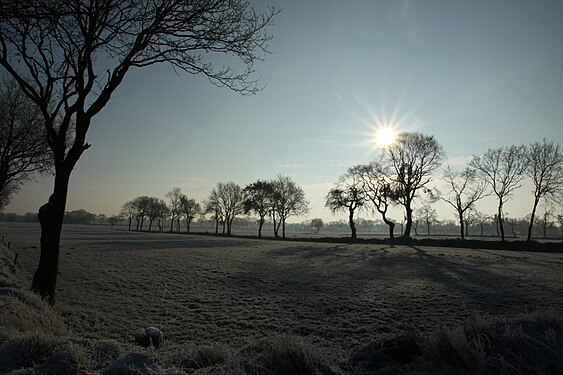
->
[7,0,563,223]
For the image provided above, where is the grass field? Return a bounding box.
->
[1,222,562,374]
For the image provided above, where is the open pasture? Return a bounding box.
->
[2,222,562,360]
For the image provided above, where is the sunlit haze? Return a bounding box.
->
[5,0,563,224]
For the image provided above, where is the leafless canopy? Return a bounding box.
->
[386,132,445,238]
[0,79,50,208]
[524,140,563,241]
[469,145,527,241]
[0,0,277,165]
[438,166,489,239]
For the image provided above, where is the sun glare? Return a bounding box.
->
[376,126,397,147]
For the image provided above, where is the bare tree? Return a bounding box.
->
[146,197,169,232]
[473,210,490,237]
[203,198,223,234]
[243,180,275,237]
[524,140,563,241]
[310,218,324,234]
[470,145,527,241]
[119,200,135,231]
[271,175,309,238]
[0,79,50,209]
[350,160,397,242]
[386,132,445,238]
[437,166,489,239]
[131,196,151,231]
[179,196,200,232]
[326,172,366,239]
[0,0,277,301]
[208,182,245,235]
[415,203,438,236]
[165,187,184,232]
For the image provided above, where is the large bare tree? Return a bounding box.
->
[0,0,276,301]
[208,182,245,235]
[349,160,397,242]
[271,175,309,238]
[470,145,527,241]
[165,187,184,232]
[325,172,366,239]
[243,180,275,237]
[438,166,489,239]
[524,140,563,241]
[386,132,445,238]
[0,79,50,209]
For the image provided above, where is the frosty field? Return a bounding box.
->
[3,221,562,356]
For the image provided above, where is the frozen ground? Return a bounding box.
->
[2,222,562,357]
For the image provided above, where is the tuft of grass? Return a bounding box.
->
[350,313,563,375]
[229,335,324,375]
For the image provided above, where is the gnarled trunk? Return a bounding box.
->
[32,169,71,304]
[402,203,413,238]
[348,207,357,239]
[526,196,540,242]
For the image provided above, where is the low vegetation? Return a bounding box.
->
[1,227,562,374]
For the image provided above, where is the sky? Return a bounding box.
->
[6,0,563,224]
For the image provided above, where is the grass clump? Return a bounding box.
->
[349,313,563,375]
[197,335,331,375]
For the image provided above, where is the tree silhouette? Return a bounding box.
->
[208,182,245,235]
[179,196,200,232]
[310,218,324,234]
[349,160,397,242]
[438,166,489,239]
[0,0,277,301]
[326,172,366,239]
[243,180,275,237]
[146,197,169,232]
[524,140,563,241]
[165,187,184,232]
[271,175,309,238]
[470,145,527,241]
[0,79,51,209]
[386,132,445,238]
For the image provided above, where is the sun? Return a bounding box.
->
[375,126,397,147]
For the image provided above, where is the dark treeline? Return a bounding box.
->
[0,209,107,225]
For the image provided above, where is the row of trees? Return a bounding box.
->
[120,192,200,233]
[119,175,309,238]
[326,133,562,242]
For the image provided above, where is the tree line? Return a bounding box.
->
[119,175,309,239]
[326,133,562,242]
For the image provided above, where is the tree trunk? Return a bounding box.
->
[170,215,175,232]
[459,212,465,240]
[128,217,132,231]
[526,195,540,241]
[282,218,286,238]
[273,214,279,238]
[148,219,153,231]
[498,200,505,241]
[258,217,264,237]
[381,214,395,242]
[348,208,357,239]
[403,204,413,238]
[31,169,71,304]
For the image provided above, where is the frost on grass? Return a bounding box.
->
[1,234,562,374]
